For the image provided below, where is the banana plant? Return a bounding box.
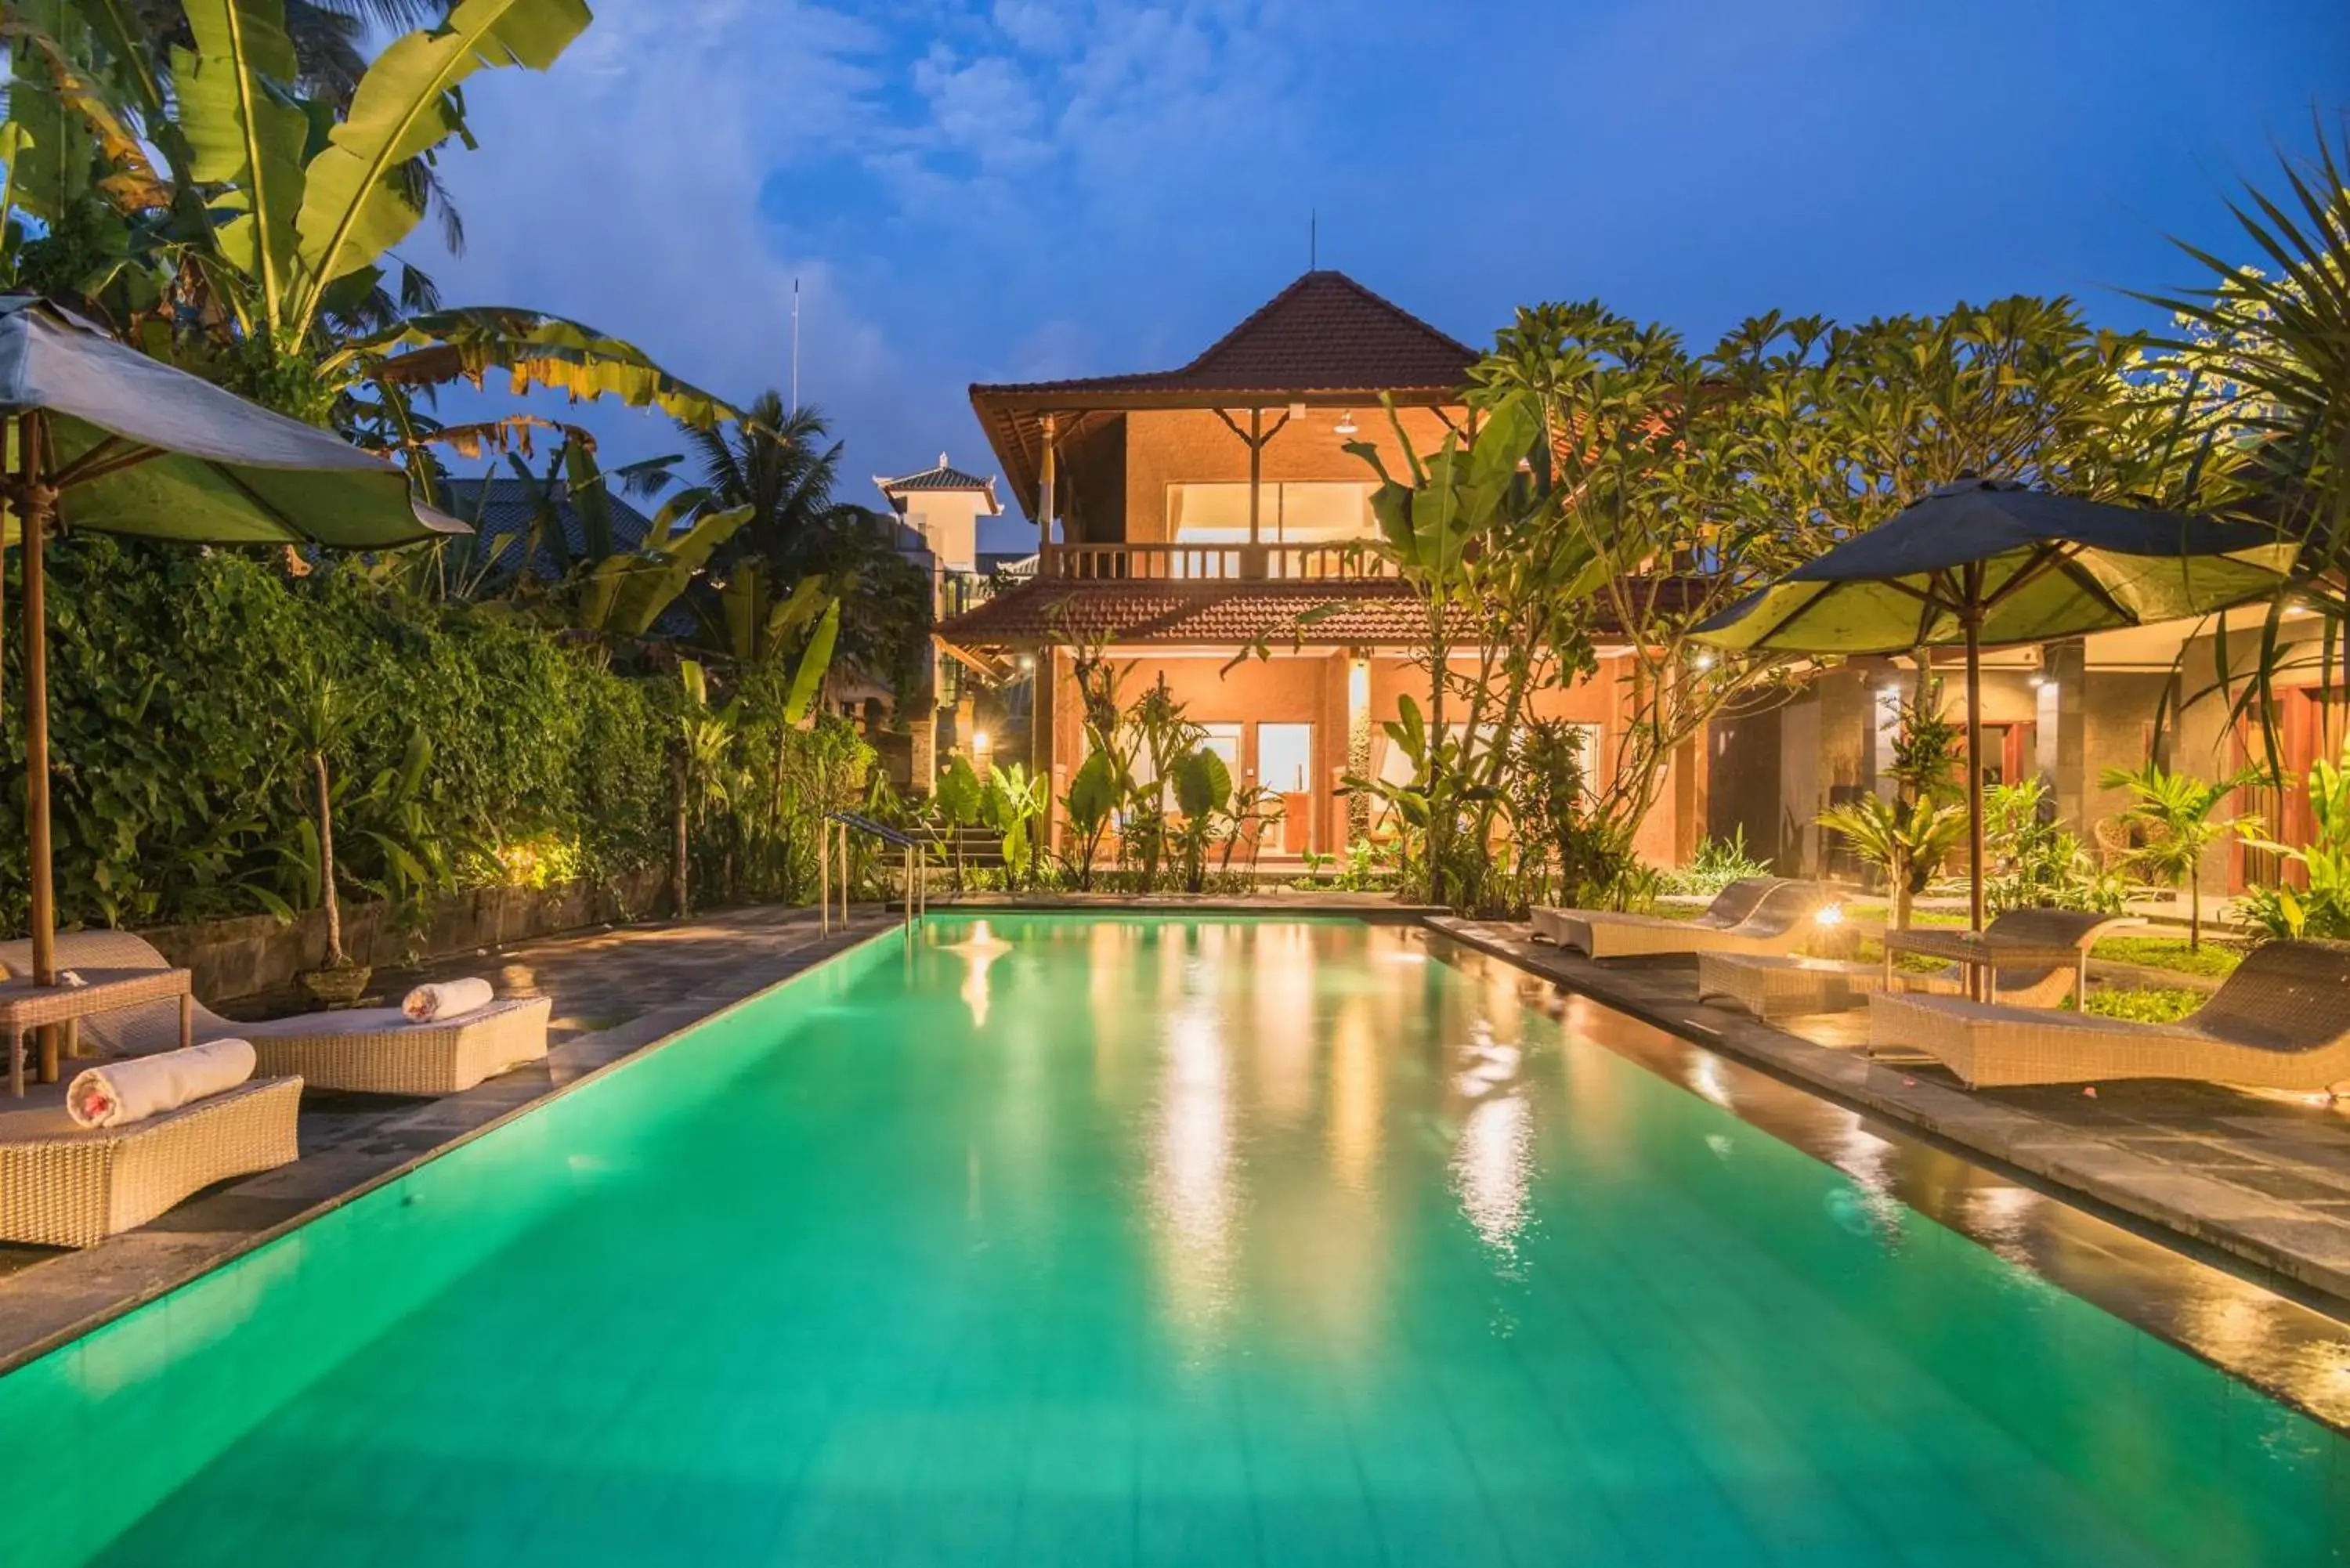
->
[670,659,739,916]
[1345,391,1553,909]
[7,0,736,471]
[568,500,754,641]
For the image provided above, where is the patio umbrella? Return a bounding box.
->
[1,298,462,1067]
[1693,478,2299,933]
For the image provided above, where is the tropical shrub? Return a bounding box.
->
[1659,828,1774,899]
[2100,760,2261,948]
[978,764,1047,891]
[2236,743,2350,941]
[1983,778,2125,916]
[1817,692,1967,927]
[0,537,859,937]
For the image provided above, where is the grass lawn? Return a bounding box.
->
[2076,987,2205,1024]
[1849,939,1954,974]
[2089,935,2242,979]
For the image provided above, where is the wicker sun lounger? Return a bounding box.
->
[1539,880,1825,961]
[1867,939,2350,1091]
[0,932,551,1097]
[0,1075,300,1247]
[1533,876,1781,948]
[1699,909,2139,1020]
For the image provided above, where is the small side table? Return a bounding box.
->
[1,969,194,1097]
[1881,929,2090,1006]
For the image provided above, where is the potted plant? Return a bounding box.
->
[288,670,370,1006]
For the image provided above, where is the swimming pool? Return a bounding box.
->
[2,915,2345,1565]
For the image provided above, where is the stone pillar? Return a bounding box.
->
[1344,652,1372,850]
[1032,647,1058,848]
[908,713,937,797]
[2044,638,2088,830]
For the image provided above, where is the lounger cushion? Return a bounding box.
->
[0,1075,302,1247]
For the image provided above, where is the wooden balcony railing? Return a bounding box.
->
[1039,541,1392,582]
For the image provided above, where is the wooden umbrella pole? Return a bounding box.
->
[18,410,54,994]
[1963,563,1987,952]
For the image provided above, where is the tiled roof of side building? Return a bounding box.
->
[933,576,1711,651]
[439,479,660,578]
[875,454,1003,511]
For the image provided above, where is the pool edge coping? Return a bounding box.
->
[1427,916,2350,1321]
[0,921,903,1380]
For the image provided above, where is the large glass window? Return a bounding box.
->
[1166,482,1375,544]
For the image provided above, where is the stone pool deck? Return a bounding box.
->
[0,904,896,1374]
[1434,918,2350,1310]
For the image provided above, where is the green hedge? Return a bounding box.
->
[0,537,678,937]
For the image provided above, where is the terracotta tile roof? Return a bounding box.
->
[935,574,1717,652]
[935,579,1459,649]
[973,270,1478,516]
[972,271,1477,401]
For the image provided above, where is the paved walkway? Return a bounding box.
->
[0,904,896,1372]
[1436,919,2350,1309]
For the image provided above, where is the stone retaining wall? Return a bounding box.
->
[139,870,671,1003]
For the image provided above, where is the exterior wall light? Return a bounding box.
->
[1334,411,1358,437]
[1813,903,1845,928]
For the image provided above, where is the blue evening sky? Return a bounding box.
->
[426,0,2348,551]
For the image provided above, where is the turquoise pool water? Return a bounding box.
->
[2,916,2345,1565]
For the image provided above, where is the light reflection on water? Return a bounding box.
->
[9,914,2348,1567]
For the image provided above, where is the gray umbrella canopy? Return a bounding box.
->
[0,297,464,545]
[1695,479,2299,656]
[2,298,463,1073]
[1695,479,2299,938]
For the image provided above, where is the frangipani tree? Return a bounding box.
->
[5,0,735,477]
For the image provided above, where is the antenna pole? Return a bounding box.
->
[790,277,801,414]
[1310,210,1317,269]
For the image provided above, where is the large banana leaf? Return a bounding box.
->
[577,503,752,639]
[60,0,162,118]
[173,0,306,323]
[716,569,830,664]
[562,438,613,561]
[346,306,739,428]
[292,0,590,329]
[4,20,166,211]
[6,1,99,223]
[782,600,840,724]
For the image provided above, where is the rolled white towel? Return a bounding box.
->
[401,977,496,1024]
[67,1039,257,1129]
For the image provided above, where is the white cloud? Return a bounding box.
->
[409,0,1318,511]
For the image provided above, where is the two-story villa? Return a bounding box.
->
[933,269,1706,865]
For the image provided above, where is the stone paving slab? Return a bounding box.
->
[0,905,897,1374]
[1433,918,2350,1310]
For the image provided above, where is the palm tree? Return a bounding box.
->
[679,393,935,695]
[2098,761,2263,949]
[685,392,849,575]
